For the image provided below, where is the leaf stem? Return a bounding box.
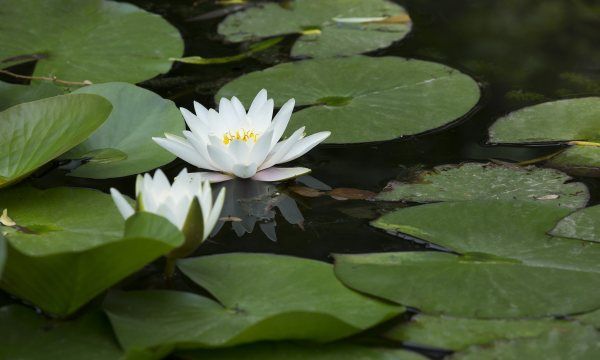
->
[0,69,92,87]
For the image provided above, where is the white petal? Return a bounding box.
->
[279,131,330,163]
[152,169,170,194]
[180,107,209,136]
[251,167,311,182]
[259,126,305,170]
[253,98,274,133]
[182,131,217,170]
[152,136,211,170]
[204,187,226,239]
[269,98,295,147]
[232,162,258,178]
[193,101,209,121]
[230,96,248,119]
[188,171,234,183]
[219,98,240,128]
[249,127,274,166]
[248,89,268,118]
[228,140,250,164]
[207,144,235,173]
[110,188,135,219]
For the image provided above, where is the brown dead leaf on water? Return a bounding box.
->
[328,188,376,201]
[372,14,411,24]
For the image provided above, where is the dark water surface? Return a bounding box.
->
[23,0,600,277]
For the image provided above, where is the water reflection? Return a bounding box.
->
[211,179,307,241]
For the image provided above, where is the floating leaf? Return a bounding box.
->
[371,200,600,273]
[575,309,600,328]
[104,253,402,351]
[550,204,600,243]
[488,97,600,175]
[0,81,63,111]
[171,37,284,65]
[0,305,125,360]
[489,97,600,144]
[0,187,183,316]
[0,94,112,188]
[334,251,600,318]
[178,342,426,360]
[385,314,581,351]
[218,0,411,58]
[217,56,480,144]
[451,326,600,359]
[62,83,185,179]
[375,162,588,209]
[0,0,183,84]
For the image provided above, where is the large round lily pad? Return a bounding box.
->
[334,251,600,318]
[451,326,600,360]
[0,0,183,84]
[218,0,412,58]
[63,83,185,179]
[217,56,481,144]
[375,162,588,209]
[488,97,600,176]
[550,204,600,243]
[385,314,581,351]
[371,200,600,273]
[0,94,112,188]
[104,253,402,352]
[179,342,426,360]
[0,186,183,316]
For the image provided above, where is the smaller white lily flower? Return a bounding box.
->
[110,168,225,244]
[152,89,331,183]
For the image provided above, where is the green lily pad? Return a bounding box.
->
[488,98,600,176]
[0,305,125,360]
[550,204,600,243]
[451,326,600,360]
[216,56,480,144]
[489,97,600,144]
[547,145,600,177]
[385,314,581,351]
[575,309,600,328]
[104,253,402,351]
[218,0,411,58]
[0,186,183,316]
[334,251,600,318]
[178,342,426,360]
[62,83,185,179]
[0,0,183,84]
[0,94,112,188]
[372,200,600,273]
[375,162,588,209]
[0,81,63,111]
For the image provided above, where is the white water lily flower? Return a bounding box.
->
[152,89,331,183]
[110,168,225,241]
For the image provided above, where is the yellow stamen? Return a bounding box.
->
[222,129,259,145]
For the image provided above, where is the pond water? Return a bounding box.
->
[1,0,599,358]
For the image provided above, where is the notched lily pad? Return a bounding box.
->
[334,251,600,318]
[0,186,183,316]
[550,204,600,243]
[0,94,112,188]
[218,0,412,58]
[375,162,588,209]
[0,0,184,84]
[0,305,125,360]
[178,342,427,360]
[488,97,600,176]
[385,314,582,351]
[451,326,600,359]
[63,83,185,179]
[217,56,481,144]
[104,253,402,352]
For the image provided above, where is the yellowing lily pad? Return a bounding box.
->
[217,56,480,144]
[63,83,185,179]
[104,253,402,352]
[0,94,112,188]
[0,0,183,84]
[0,187,183,316]
[550,204,600,243]
[218,0,411,58]
[375,162,588,209]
